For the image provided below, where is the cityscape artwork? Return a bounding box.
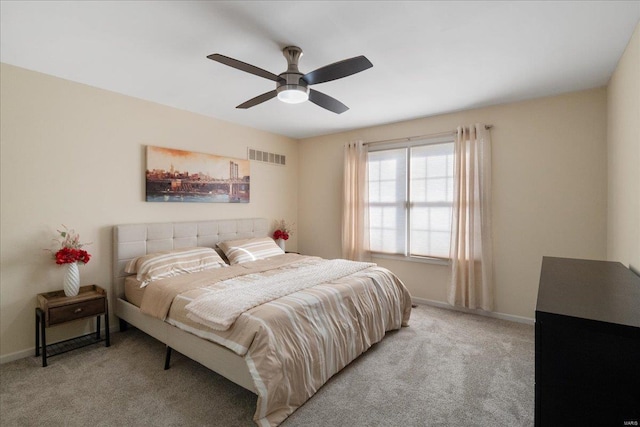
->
[145,145,250,203]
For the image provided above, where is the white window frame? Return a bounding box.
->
[367,135,454,265]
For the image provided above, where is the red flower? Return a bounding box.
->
[273,229,290,241]
[272,220,293,241]
[54,248,91,265]
[76,250,91,264]
[48,225,92,265]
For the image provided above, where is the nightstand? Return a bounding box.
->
[35,284,110,367]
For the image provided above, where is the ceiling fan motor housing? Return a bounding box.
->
[277,46,309,103]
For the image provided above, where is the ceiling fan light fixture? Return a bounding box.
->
[277,85,309,104]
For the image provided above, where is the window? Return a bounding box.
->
[368,137,454,259]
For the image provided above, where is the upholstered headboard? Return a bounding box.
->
[112,218,269,299]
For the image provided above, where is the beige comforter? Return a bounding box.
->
[139,254,412,426]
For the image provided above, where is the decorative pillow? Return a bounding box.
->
[125,247,227,287]
[217,237,284,265]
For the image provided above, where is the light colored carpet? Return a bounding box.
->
[0,304,534,426]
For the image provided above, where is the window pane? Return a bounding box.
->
[369,181,381,203]
[369,204,405,253]
[379,159,399,180]
[411,179,426,202]
[411,207,429,229]
[369,161,380,180]
[410,229,430,256]
[409,142,454,258]
[410,206,452,258]
[411,144,454,203]
[430,231,451,258]
[411,157,427,179]
[368,149,407,254]
[426,154,447,177]
[430,207,451,232]
[425,178,447,202]
[379,180,398,202]
[368,142,453,259]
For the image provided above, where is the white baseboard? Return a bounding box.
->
[0,324,120,365]
[412,297,534,325]
[0,348,35,365]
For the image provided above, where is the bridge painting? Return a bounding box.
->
[146,145,250,203]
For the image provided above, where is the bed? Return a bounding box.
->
[113,218,412,426]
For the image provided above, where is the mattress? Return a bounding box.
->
[124,276,145,308]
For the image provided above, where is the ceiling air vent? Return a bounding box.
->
[248,148,286,166]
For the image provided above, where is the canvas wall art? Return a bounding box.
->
[146,145,250,203]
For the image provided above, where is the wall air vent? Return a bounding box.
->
[248,148,286,166]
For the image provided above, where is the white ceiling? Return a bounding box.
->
[1,1,639,139]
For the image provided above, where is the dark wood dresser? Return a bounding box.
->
[535,257,640,427]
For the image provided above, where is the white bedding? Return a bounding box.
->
[185,258,375,330]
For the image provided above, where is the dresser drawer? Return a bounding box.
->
[48,298,105,325]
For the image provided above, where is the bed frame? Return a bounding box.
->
[113,218,269,394]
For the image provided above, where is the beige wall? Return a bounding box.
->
[607,22,640,270]
[0,63,298,361]
[4,32,633,359]
[299,88,608,319]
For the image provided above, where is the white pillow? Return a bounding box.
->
[217,237,284,265]
[125,247,227,287]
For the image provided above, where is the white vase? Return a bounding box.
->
[276,238,286,252]
[63,262,80,297]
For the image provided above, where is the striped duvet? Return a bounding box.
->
[138,254,412,426]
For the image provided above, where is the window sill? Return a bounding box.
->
[370,252,450,266]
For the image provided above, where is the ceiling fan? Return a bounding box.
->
[207,46,373,114]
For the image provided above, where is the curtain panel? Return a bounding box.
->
[342,141,370,261]
[448,124,494,311]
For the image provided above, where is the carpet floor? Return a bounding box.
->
[0,304,534,426]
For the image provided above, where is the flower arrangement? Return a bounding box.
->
[273,219,294,241]
[51,225,91,265]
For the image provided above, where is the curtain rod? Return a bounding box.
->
[363,124,493,146]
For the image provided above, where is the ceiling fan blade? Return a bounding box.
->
[308,89,349,114]
[207,54,280,82]
[303,56,373,85]
[236,90,277,109]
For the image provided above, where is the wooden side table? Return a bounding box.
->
[35,284,110,367]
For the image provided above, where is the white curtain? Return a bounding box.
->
[448,124,494,311]
[342,141,370,261]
